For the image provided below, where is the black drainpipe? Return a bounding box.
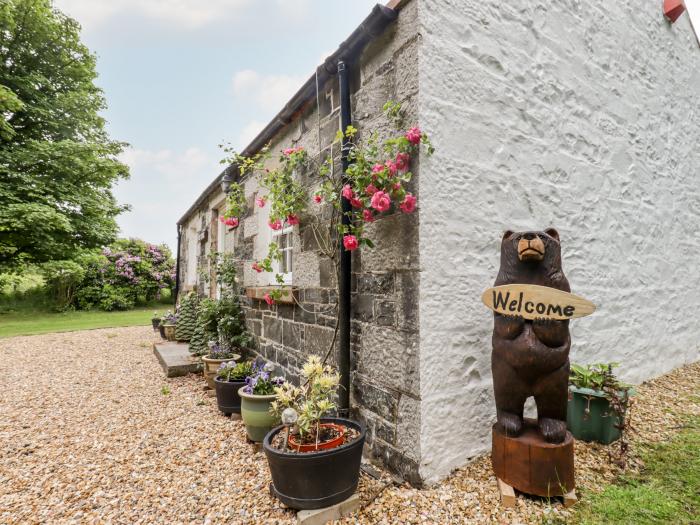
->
[173,225,182,304]
[337,60,352,415]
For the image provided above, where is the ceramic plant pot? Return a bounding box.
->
[214,377,246,415]
[264,418,366,510]
[201,355,240,389]
[239,387,278,442]
[162,324,176,341]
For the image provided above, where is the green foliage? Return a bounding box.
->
[189,298,218,356]
[221,182,247,220]
[0,0,129,270]
[570,363,629,392]
[216,293,252,350]
[216,360,253,382]
[567,417,699,525]
[174,291,198,342]
[39,259,85,310]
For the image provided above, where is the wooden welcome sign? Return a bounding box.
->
[482,284,595,321]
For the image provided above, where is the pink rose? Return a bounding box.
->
[385,160,397,177]
[218,215,226,223]
[406,127,422,145]
[256,197,266,208]
[341,184,354,200]
[263,293,275,306]
[252,262,263,273]
[268,219,282,230]
[314,194,323,203]
[396,152,410,171]
[365,184,378,196]
[282,148,294,156]
[287,214,300,226]
[399,193,417,213]
[393,182,402,191]
[370,191,391,212]
[224,217,239,227]
[350,197,363,209]
[372,163,384,174]
[343,235,359,251]
[363,209,375,222]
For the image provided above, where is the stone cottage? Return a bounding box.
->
[176,0,700,485]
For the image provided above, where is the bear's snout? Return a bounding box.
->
[517,235,545,262]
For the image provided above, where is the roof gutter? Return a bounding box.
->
[177,3,398,226]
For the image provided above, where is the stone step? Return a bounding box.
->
[153,341,201,377]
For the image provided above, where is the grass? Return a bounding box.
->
[0,305,161,338]
[565,416,699,525]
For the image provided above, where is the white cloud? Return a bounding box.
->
[114,146,222,249]
[235,120,266,150]
[55,0,253,30]
[231,69,306,110]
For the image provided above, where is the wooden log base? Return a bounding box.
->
[492,419,575,497]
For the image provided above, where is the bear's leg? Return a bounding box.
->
[492,358,528,437]
[534,362,569,443]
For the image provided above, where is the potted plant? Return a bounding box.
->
[239,362,285,442]
[201,342,240,390]
[151,311,161,331]
[567,362,634,444]
[160,311,178,341]
[214,360,253,416]
[263,356,366,510]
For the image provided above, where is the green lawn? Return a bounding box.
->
[566,416,699,525]
[0,306,158,338]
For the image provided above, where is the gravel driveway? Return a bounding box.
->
[1,327,698,524]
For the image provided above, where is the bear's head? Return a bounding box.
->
[495,228,569,291]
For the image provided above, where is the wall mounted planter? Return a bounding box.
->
[263,418,366,510]
[239,387,279,442]
[214,377,246,415]
[567,386,633,444]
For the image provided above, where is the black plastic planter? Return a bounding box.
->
[151,317,161,330]
[213,377,246,415]
[263,417,366,510]
[158,325,166,339]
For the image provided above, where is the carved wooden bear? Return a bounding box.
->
[492,228,570,443]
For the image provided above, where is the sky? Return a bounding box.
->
[53,0,379,252]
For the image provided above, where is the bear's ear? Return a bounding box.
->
[545,228,560,241]
[502,230,514,242]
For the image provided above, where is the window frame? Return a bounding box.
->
[270,223,293,285]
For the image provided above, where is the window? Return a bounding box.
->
[271,224,293,284]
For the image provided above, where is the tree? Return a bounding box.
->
[0,0,129,270]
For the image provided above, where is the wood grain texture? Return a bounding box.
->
[482,284,595,321]
[491,419,575,497]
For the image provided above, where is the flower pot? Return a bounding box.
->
[263,418,366,510]
[158,325,166,339]
[239,387,279,442]
[214,377,246,415]
[567,386,633,444]
[163,324,176,341]
[201,355,240,389]
[151,317,161,330]
[287,423,346,452]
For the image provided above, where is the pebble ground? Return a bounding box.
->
[1,326,697,524]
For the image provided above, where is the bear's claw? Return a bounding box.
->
[539,417,567,443]
[497,412,523,437]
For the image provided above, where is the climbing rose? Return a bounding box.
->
[385,160,398,177]
[341,184,354,200]
[287,214,300,226]
[283,148,294,155]
[363,209,375,222]
[406,127,422,145]
[223,217,239,227]
[343,235,359,251]
[370,191,391,212]
[393,182,402,191]
[350,197,363,209]
[252,262,263,273]
[268,219,282,230]
[395,152,410,171]
[263,293,274,305]
[371,163,384,174]
[365,184,378,196]
[313,194,323,203]
[256,197,266,208]
[399,193,417,213]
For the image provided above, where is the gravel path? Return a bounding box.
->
[0,327,698,524]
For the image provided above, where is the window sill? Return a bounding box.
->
[245,286,296,304]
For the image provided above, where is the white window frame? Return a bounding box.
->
[270,223,293,285]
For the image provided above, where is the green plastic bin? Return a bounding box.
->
[566,386,633,444]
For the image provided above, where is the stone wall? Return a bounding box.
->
[418,0,700,483]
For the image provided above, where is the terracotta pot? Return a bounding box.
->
[163,324,176,341]
[287,423,346,452]
[201,354,240,389]
[239,387,278,442]
[264,418,366,510]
